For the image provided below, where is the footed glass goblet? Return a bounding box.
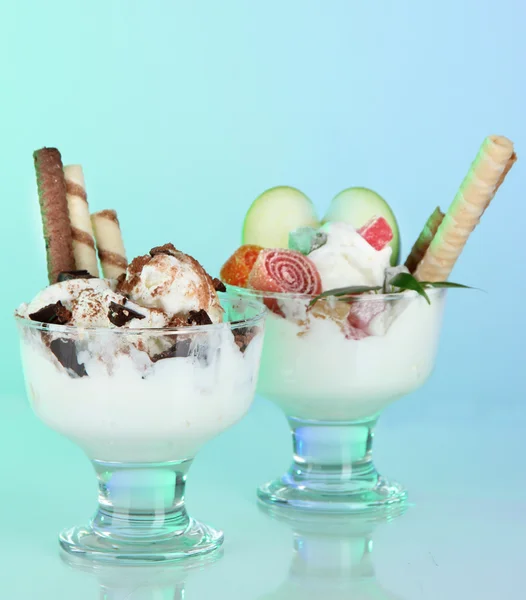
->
[230,286,446,512]
[16,295,265,562]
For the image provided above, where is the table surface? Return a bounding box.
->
[1,384,525,600]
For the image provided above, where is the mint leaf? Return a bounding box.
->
[421,281,474,289]
[309,285,382,307]
[308,276,474,308]
[389,273,431,304]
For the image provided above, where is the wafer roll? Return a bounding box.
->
[91,210,128,278]
[415,135,516,281]
[34,148,76,283]
[404,207,445,273]
[64,165,99,277]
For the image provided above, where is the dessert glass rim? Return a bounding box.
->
[13,295,267,336]
[225,283,445,303]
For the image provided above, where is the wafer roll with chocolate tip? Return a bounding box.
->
[64,165,99,277]
[404,207,445,274]
[415,135,517,282]
[91,209,128,278]
[34,148,76,283]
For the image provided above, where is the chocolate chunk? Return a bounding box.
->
[150,243,178,258]
[49,338,88,377]
[234,326,258,353]
[212,278,226,292]
[29,301,72,325]
[57,270,95,282]
[108,302,146,327]
[151,338,192,362]
[187,310,213,326]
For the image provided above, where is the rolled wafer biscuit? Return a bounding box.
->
[34,148,76,283]
[91,210,128,279]
[415,135,516,282]
[404,207,445,274]
[64,165,99,277]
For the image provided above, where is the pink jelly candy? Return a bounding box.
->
[347,300,385,335]
[357,217,393,251]
[248,249,322,295]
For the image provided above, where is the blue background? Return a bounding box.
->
[0,2,525,596]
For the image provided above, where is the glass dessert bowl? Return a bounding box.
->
[230,285,446,512]
[15,294,265,563]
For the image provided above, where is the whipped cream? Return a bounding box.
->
[308,222,391,290]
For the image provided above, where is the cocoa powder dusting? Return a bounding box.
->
[117,254,150,295]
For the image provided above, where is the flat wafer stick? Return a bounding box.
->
[64,165,99,277]
[404,207,445,274]
[34,148,76,283]
[415,135,516,281]
[91,210,128,279]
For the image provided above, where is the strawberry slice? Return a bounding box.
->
[357,216,393,251]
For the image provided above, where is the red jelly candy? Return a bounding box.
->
[357,217,393,251]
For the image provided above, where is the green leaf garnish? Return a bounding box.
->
[309,273,474,308]
[309,285,382,307]
[420,281,474,289]
[389,272,431,304]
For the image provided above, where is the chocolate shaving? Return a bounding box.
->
[150,243,179,258]
[49,338,88,377]
[29,301,72,325]
[212,278,226,292]
[57,270,95,282]
[187,310,212,326]
[233,326,258,353]
[108,302,146,327]
[151,338,192,362]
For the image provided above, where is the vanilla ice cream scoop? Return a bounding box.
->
[18,277,169,329]
[118,244,223,324]
[70,288,169,328]
[20,278,114,319]
[308,222,392,290]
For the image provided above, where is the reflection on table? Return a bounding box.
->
[61,548,222,599]
[257,504,407,600]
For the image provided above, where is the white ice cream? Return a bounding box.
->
[308,222,392,290]
[121,251,224,324]
[18,279,169,329]
[17,244,264,463]
[21,278,114,318]
[19,323,263,462]
[255,290,446,422]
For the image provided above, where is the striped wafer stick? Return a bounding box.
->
[33,148,76,283]
[415,135,516,282]
[64,165,99,277]
[91,209,128,279]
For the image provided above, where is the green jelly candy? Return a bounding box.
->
[288,227,328,255]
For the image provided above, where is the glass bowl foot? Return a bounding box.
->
[59,518,223,564]
[258,473,407,513]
